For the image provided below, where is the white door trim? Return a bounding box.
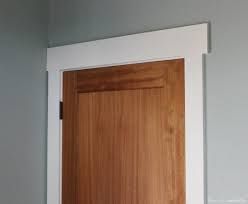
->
[47,23,209,204]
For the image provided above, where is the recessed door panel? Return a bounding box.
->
[62,59,185,204]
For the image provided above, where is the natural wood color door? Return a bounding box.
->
[62,59,185,204]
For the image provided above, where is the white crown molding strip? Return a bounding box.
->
[47,24,208,71]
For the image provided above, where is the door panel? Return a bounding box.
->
[62,59,185,204]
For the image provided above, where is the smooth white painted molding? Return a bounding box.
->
[47,23,209,204]
[47,24,208,71]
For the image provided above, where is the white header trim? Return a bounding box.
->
[47,24,208,71]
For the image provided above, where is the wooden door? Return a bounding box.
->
[62,59,185,204]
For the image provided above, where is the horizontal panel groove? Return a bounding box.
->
[76,86,164,93]
[73,59,183,93]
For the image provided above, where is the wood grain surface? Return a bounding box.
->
[62,59,185,204]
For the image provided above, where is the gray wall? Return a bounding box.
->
[0,0,48,203]
[48,0,248,203]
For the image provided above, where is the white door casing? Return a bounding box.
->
[47,23,209,204]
